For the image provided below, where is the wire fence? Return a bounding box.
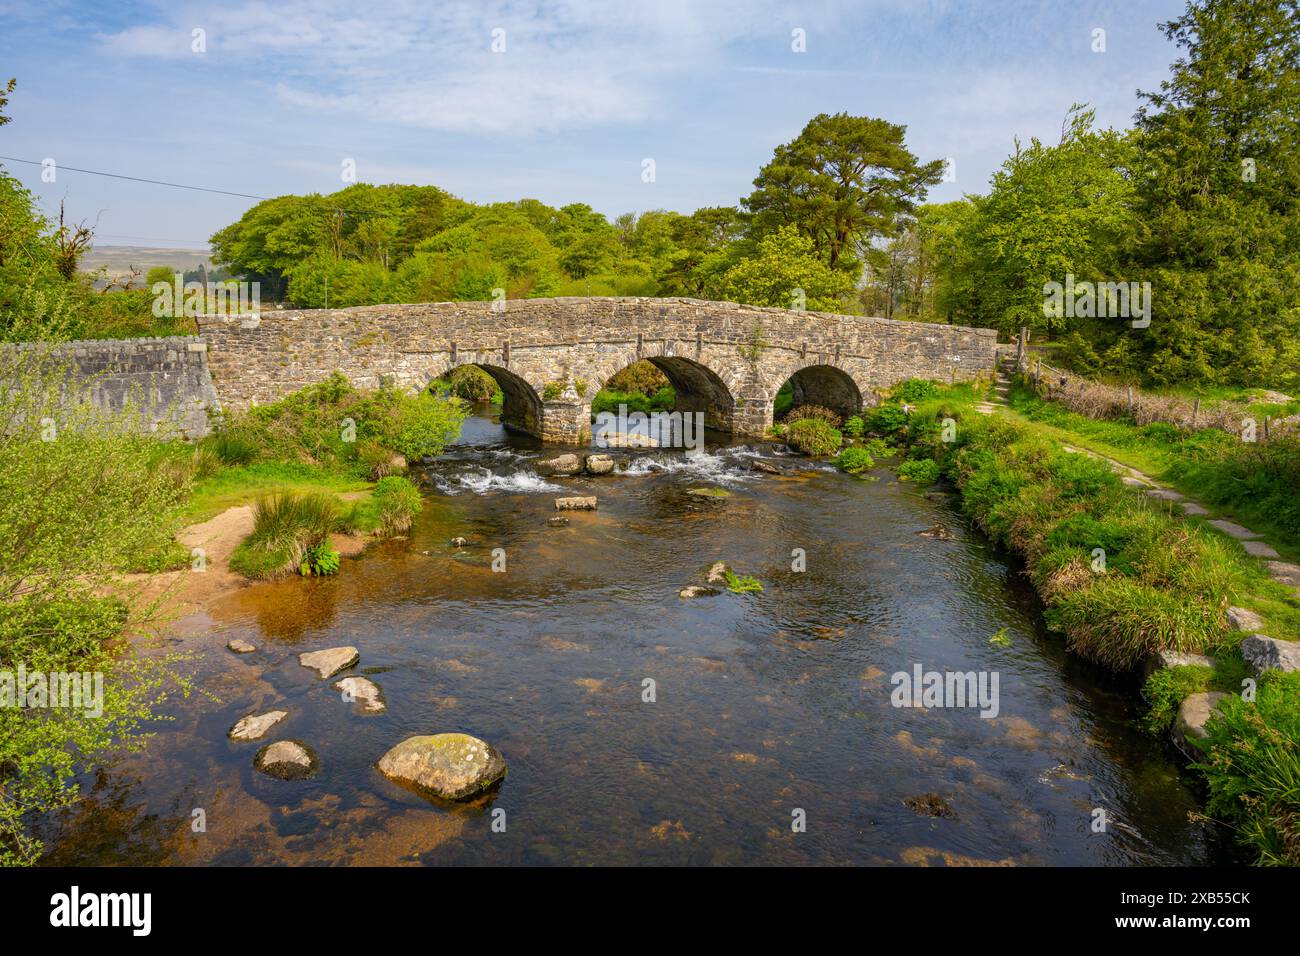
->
[1009,333,1299,442]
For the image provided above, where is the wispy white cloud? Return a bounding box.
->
[97,0,840,134]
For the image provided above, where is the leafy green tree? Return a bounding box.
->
[743,113,945,272]
[713,226,854,311]
[1129,0,1300,389]
[0,78,15,127]
[935,107,1137,338]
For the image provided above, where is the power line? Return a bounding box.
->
[0,155,393,221]
[0,155,268,200]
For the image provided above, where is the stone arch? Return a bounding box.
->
[434,362,543,438]
[776,363,865,423]
[598,351,736,432]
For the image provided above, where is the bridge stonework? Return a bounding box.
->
[198,297,998,444]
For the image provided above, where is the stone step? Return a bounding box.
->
[1206,518,1262,540]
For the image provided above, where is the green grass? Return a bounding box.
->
[184,462,371,523]
[1008,382,1300,562]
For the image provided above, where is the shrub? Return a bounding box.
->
[211,373,464,475]
[230,491,340,579]
[897,379,941,404]
[864,437,896,458]
[866,403,909,435]
[379,389,467,462]
[842,415,865,438]
[784,404,842,428]
[898,458,940,483]
[784,418,842,456]
[0,352,188,864]
[836,446,875,474]
[371,476,423,535]
[1195,672,1300,866]
[299,542,340,576]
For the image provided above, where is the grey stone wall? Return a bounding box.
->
[199,298,999,442]
[4,337,220,439]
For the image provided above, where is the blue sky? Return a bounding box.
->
[0,0,1186,249]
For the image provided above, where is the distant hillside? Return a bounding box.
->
[80,245,216,284]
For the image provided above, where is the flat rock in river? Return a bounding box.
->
[229,710,287,741]
[536,453,582,475]
[298,646,360,679]
[334,676,386,713]
[254,740,318,780]
[377,733,507,801]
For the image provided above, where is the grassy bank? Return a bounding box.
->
[877,379,1300,865]
[1009,384,1300,561]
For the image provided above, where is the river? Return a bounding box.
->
[43,406,1238,866]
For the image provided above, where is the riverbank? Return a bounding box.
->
[885,378,1300,865]
[115,501,376,621]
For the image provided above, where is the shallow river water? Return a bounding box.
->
[45,407,1239,866]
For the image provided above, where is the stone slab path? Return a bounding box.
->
[982,356,1300,599]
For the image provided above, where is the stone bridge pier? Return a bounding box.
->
[198,298,999,445]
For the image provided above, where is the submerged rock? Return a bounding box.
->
[547,516,570,527]
[229,710,287,742]
[254,740,318,780]
[298,646,360,679]
[1239,634,1300,675]
[686,487,729,499]
[226,638,256,654]
[450,536,468,547]
[584,454,615,475]
[904,793,955,818]
[918,524,955,540]
[679,585,719,599]
[376,733,506,801]
[536,453,582,475]
[334,676,386,714]
[555,496,597,511]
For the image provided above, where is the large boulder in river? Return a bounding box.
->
[377,733,506,801]
[298,646,359,679]
[254,740,318,780]
[584,454,615,475]
[536,453,582,475]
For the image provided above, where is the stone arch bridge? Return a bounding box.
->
[198,298,999,444]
